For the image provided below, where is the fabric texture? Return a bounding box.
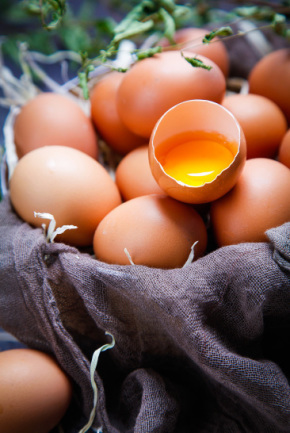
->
[0,194,290,433]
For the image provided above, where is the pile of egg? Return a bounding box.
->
[8,29,290,268]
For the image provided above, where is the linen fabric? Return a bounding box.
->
[0,195,290,433]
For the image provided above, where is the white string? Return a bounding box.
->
[124,248,135,265]
[34,212,77,243]
[78,332,115,433]
[183,241,199,268]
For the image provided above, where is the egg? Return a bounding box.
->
[158,27,229,77]
[14,92,98,159]
[222,94,287,159]
[115,145,164,200]
[248,48,290,124]
[9,145,122,246]
[278,128,290,169]
[90,72,146,155]
[149,99,246,204]
[0,348,72,433]
[117,50,226,138]
[210,158,290,246]
[93,194,208,268]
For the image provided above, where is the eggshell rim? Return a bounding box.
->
[149,99,247,203]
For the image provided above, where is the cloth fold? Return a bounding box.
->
[1,195,290,433]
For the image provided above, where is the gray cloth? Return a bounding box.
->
[0,194,290,433]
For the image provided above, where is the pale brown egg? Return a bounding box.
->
[248,48,290,124]
[90,72,146,155]
[14,92,98,159]
[210,158,290,246]
[278,129,290,169]
[115,145,164,200]
[222,94,287,159]
[9,145,122,246]
[117,50,226,138]
[158,27,229,77]
[93,194,208,268]
[0,348,72,433]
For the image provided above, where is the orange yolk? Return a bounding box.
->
[158,133,236,187]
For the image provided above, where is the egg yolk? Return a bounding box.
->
[157,132,236,187]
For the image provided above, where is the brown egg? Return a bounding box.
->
[210,158,290,246]
[117,50,226,138]
[278,129,290,169]
[14,92,98,159]
[115,145,164,200]
[90,72,146,155]
[158,27,229,77]
[0,348,72,433]
[93,194,208,268]
[222,94,287,159]
[149,100,246,204]
[248,48,290,124]
[9,145,122,246]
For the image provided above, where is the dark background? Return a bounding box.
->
[1,0,289,143]
[1,0,289,149]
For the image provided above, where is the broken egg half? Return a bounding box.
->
[149,99,247,204]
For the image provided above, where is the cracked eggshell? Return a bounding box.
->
[148,100,247,204]
[9,145,122,246]
[93,194,208,268]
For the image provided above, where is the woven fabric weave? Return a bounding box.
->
[0,195,290,433]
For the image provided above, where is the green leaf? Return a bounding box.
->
[113,0,155,35]
[23,0,42,15]
[112,19,154,44]
[172,4,192,21]
[271,13,287,37]
[32,0,67,30]
[95,17,116,36]
[135,45,162,60]
[112,66,129,72]
[159,0,176,14]
[159,7,176,44]
[60,25,91,52]
[233,6,275,21]
[78,64,94,100]
[203,26,233,43]
[181,52,212,70]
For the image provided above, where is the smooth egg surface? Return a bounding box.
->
[222,93,287,159]
[9,145,122,246]
[0,348,72,433]
[90,72,146,155]
[210,158,290,246]
[115,145,164,200]
[278,129,290,169]
[158,27,229,77]
[248,48,290,124]
[117,50,226,138]
[13,92,98,159]
[93,194,207,268]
